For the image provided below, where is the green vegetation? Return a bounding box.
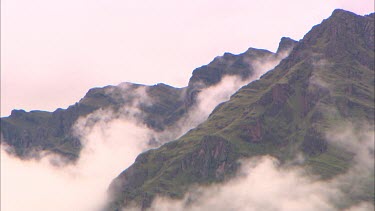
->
[107,10,374,210]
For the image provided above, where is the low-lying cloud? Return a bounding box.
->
[146,124,374,211]
[1,48,291,211]
[159,50,290,142]
[148,156,337,211]
[1,117,152,211]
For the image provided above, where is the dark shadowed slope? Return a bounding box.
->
[107,9,374,210]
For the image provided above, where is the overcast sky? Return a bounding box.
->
[1,0,374,117]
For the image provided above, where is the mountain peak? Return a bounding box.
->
[331,8,358,18]
[276,37,297,54]
[366,12,375,18]
[288,8,374,69]
[106,10,375,209]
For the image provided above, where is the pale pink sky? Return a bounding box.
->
[1,0,374,117]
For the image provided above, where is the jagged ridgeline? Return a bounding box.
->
[0,35,295,160]
[107,10,374,210]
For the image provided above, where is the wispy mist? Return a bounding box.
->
[149,50,289,145]
[1,48,296,211]
[1,117,152,211]
[141,122,374,211]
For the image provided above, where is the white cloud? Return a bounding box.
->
[1,44,290,211]
[149,156,336,211]
[1,117,151,211]
[141,124,374,211]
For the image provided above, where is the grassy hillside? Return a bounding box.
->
[107,9,374,210]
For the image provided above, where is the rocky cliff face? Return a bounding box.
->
[107,9,374,210]
[1,38,295,161]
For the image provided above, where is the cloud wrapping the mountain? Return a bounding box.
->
[1,48,291,211]
[1,116,152,211]
[1,85,160,210]
[326,123,375,209]
[147,156,336,211]
[169,51,289,139]
[141,124,374,211]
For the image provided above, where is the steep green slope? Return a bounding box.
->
[107,9,374,210]
[1,40,292,160]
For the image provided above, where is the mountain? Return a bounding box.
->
[107,9,375,210]
[0,37,294,161]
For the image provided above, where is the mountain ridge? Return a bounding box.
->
[1,37,295,161]
[106,9,374,210]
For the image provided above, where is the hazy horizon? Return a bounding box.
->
[1,1,374,116]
